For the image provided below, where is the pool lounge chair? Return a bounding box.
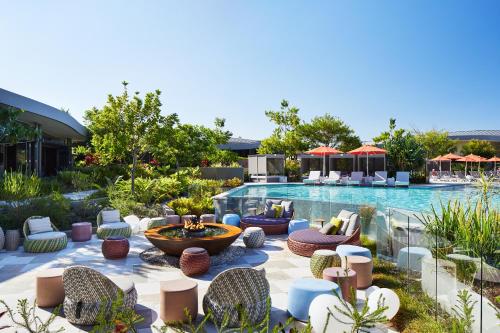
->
[395,171,410,187]
[372,171,388,186]
[347,171,363,185]
[323,171,341,185]
[303,170,321,185]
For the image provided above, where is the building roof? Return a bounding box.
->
[0,88,87,141]
[218,137,261,150]
[448,130,500,142]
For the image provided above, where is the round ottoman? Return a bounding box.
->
[36,268,65,307]
[71,222,92,242]
[323,267,357,302]
[346,256,373,289]
[166,215,181,224]
[160,279,198,322]
[200,214,216,223]
[310,249,341,278]
[180,247,210,276]
[243,227,265,248]
[288,278,340,321]
[397,247,432,272]
[288,219,310,234]
[102,236,130,259]
[222,214,240,227]
[336,245,372,259]
[148,217,167,229]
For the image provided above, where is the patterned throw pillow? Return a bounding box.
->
[271,204,283,218]
[329,217,343,235]
[264,199,282,214]
[265,208,276,218]
[319,223,334,235]
[280,201,294,218]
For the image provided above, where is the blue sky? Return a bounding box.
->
[1,1,499,141]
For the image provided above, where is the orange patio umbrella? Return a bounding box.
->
[457,154,485,174]
[487,156,500,173]
[348,145,387,175]
[431,155,451,172]
[305,146,343,176]
[442,153,462,160]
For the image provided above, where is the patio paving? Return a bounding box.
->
[0,233,388,332]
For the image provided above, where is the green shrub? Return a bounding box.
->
[168,196,214,216]
[188,179,224,198]
[285,159,301,181]
[56,170,94,191]
[107,177,182,206]
[223,177,242,188]
[0,171,41,201]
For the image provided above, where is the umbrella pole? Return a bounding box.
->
[366,153,369,176]
[383,155,386,171]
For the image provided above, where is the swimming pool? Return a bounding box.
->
[221,183,499,213]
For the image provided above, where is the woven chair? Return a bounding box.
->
[203,267,270,327]
[23,216,68,253]
[62,266,137,325]
[96,208,132,239]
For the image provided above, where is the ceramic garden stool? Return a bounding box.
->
[345,256,373,289]
[322,267,357,302]
[166,215,181,224]
[397,247,432,272]
[160,279,198,322]
[288,219,310,234]
[36,268,65,307]
[310,249,342,278]
[180,247,210,276]
[102,236,130,259]
[336,245,372,259]
[200,214,216,223]
[243,227,265,248]
[148,217,167,229]
[222,214,240,227]
[5,229,20,251]
[71,222,92,242]
[288,278,340,321]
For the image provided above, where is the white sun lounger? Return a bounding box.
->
[323,171,341,185]
[395,171,410,187]
[347,171,363,185]
[372,171,388,186]
[303,170,321,185]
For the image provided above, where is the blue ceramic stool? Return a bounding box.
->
[288,219,310,234]
[336,245,372,259]
[222,214,240,227]
[288,278,340,321]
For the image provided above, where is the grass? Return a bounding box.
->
[361,237,453,332]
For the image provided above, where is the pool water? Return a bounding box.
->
[226,183,499,213]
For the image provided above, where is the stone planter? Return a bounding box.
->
[5,229,20,251]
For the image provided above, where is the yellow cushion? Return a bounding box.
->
[272,204,283,218]
[329,217,343,235]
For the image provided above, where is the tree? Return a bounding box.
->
[298,113,361,151]
[374,118,425,172]
[415,130,457,159]
[461,139,496,158]
[0,106,39,144]
[85,82,166,194]
[257,100,307,158]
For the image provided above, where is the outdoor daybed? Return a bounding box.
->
[23,216,68,253]
[287,209,361,257]
[96,208,132,239]
[240,199,294,235]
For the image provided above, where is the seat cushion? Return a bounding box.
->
[112,277,135,294]
[28,217,53,234]
[101,210,120,224]
[242,215,290,225]
[345,214,360,236]
[280,201,294,218]
[28,231,66,241]
[288,229,348,245]
[99,222,129,230]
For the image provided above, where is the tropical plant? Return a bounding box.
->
[56,170,94,191]
[0,106,40,144]
[222,177,242,188]
[0,171,41,201]
[451,290,476,333]
[415,129,457,159]
[0,299,64,333]
[461,139,496,159]
[90,291,144,333]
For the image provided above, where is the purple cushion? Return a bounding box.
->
[288,229,348,245]
[242,214,290,225]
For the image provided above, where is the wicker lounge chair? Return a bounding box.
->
[323,171,341,185]
[23,216,68,253]
[347,171,363,185]
[240,199,294,235]
[395,171,410,187]
[372,171,388,186]
[203,267,270,327]
[303,170,321,185]
[96,208,132,239]
[287,210,361,257]
[62,266,137,325]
